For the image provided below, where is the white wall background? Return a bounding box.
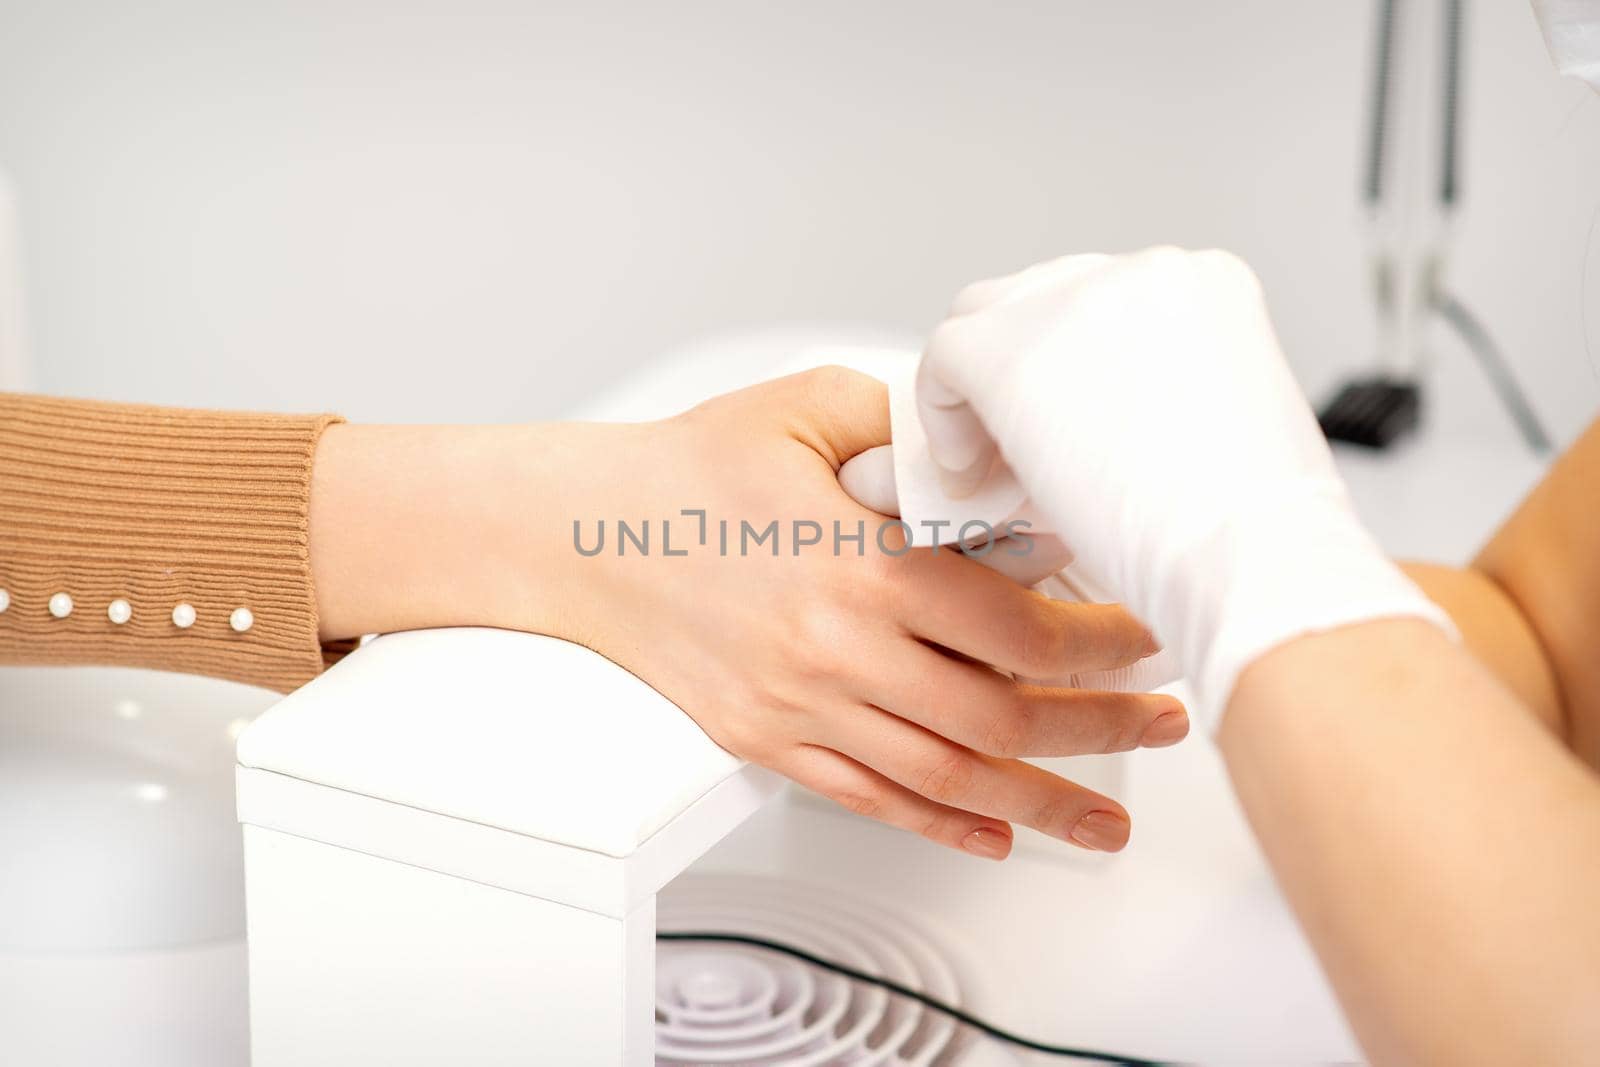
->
[1,0,1596,440]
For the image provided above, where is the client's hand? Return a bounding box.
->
[566,368,1185,857]
[311,367,1185,858]
[912,248,1451,727]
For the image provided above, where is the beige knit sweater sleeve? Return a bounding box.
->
[0,392,355,692]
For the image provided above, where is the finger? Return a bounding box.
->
[892,549,1157,677]
[920,254,1118,494]
[1023,573,1184,691]
[779,743,1015,860]
[836,444,898,516]
[861,640,1187,757]
[913,355,995,499]
[822,705,1133,851]
[947,253,1114,316]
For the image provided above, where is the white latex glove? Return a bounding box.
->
[914,247,1455,729]
[834,354,1182,696]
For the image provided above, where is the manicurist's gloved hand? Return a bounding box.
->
[834,351,1182,697]
[310,367,1186,857]
[912,248,1454,728]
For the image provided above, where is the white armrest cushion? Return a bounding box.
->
[236,627,750,859]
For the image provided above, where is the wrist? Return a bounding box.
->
[309,420,647,644]
[498,418,661,647]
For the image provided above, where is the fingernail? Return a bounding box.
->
[1138,710,1190,748]
[1068,811,1129,852]
[961,827,1012,860]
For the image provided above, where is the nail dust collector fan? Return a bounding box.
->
[655,875,1018,1066]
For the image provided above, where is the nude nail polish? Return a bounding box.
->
[1068,811,1129,852]
[1138,709,1190,748]
[961,827,1012,860]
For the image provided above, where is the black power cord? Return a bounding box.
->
[657,931,1179,1066]
[1435,291,1554,454]
[1434,0,1551,457]
[1329,0,1555,457]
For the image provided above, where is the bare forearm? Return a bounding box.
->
[1219,620,1600,1065]
[1401,561,1564,737]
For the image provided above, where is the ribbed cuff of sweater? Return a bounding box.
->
[0,392,354,693]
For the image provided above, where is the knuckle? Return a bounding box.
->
[731,731,777,765]
[832,788,885,822]
[1032,793,1080,836]
[1015,603,1069,675]
[1195,246,1247,273]
[916,809,957,844]
[800,363,869,401]
[710,681,810,763]
[978,703,1031,758]
[790,608,847,678]
[915,752,977,803]
[1195,247,1263,292]
[925,315,978,363]
[706,705,768,761]
[792,644,839,688]
[949,277,998,315]
[1133,243,1188,268]
[1100,709,1147,755]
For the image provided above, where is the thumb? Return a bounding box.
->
[779,364,891,469]
[837,444,898,516]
